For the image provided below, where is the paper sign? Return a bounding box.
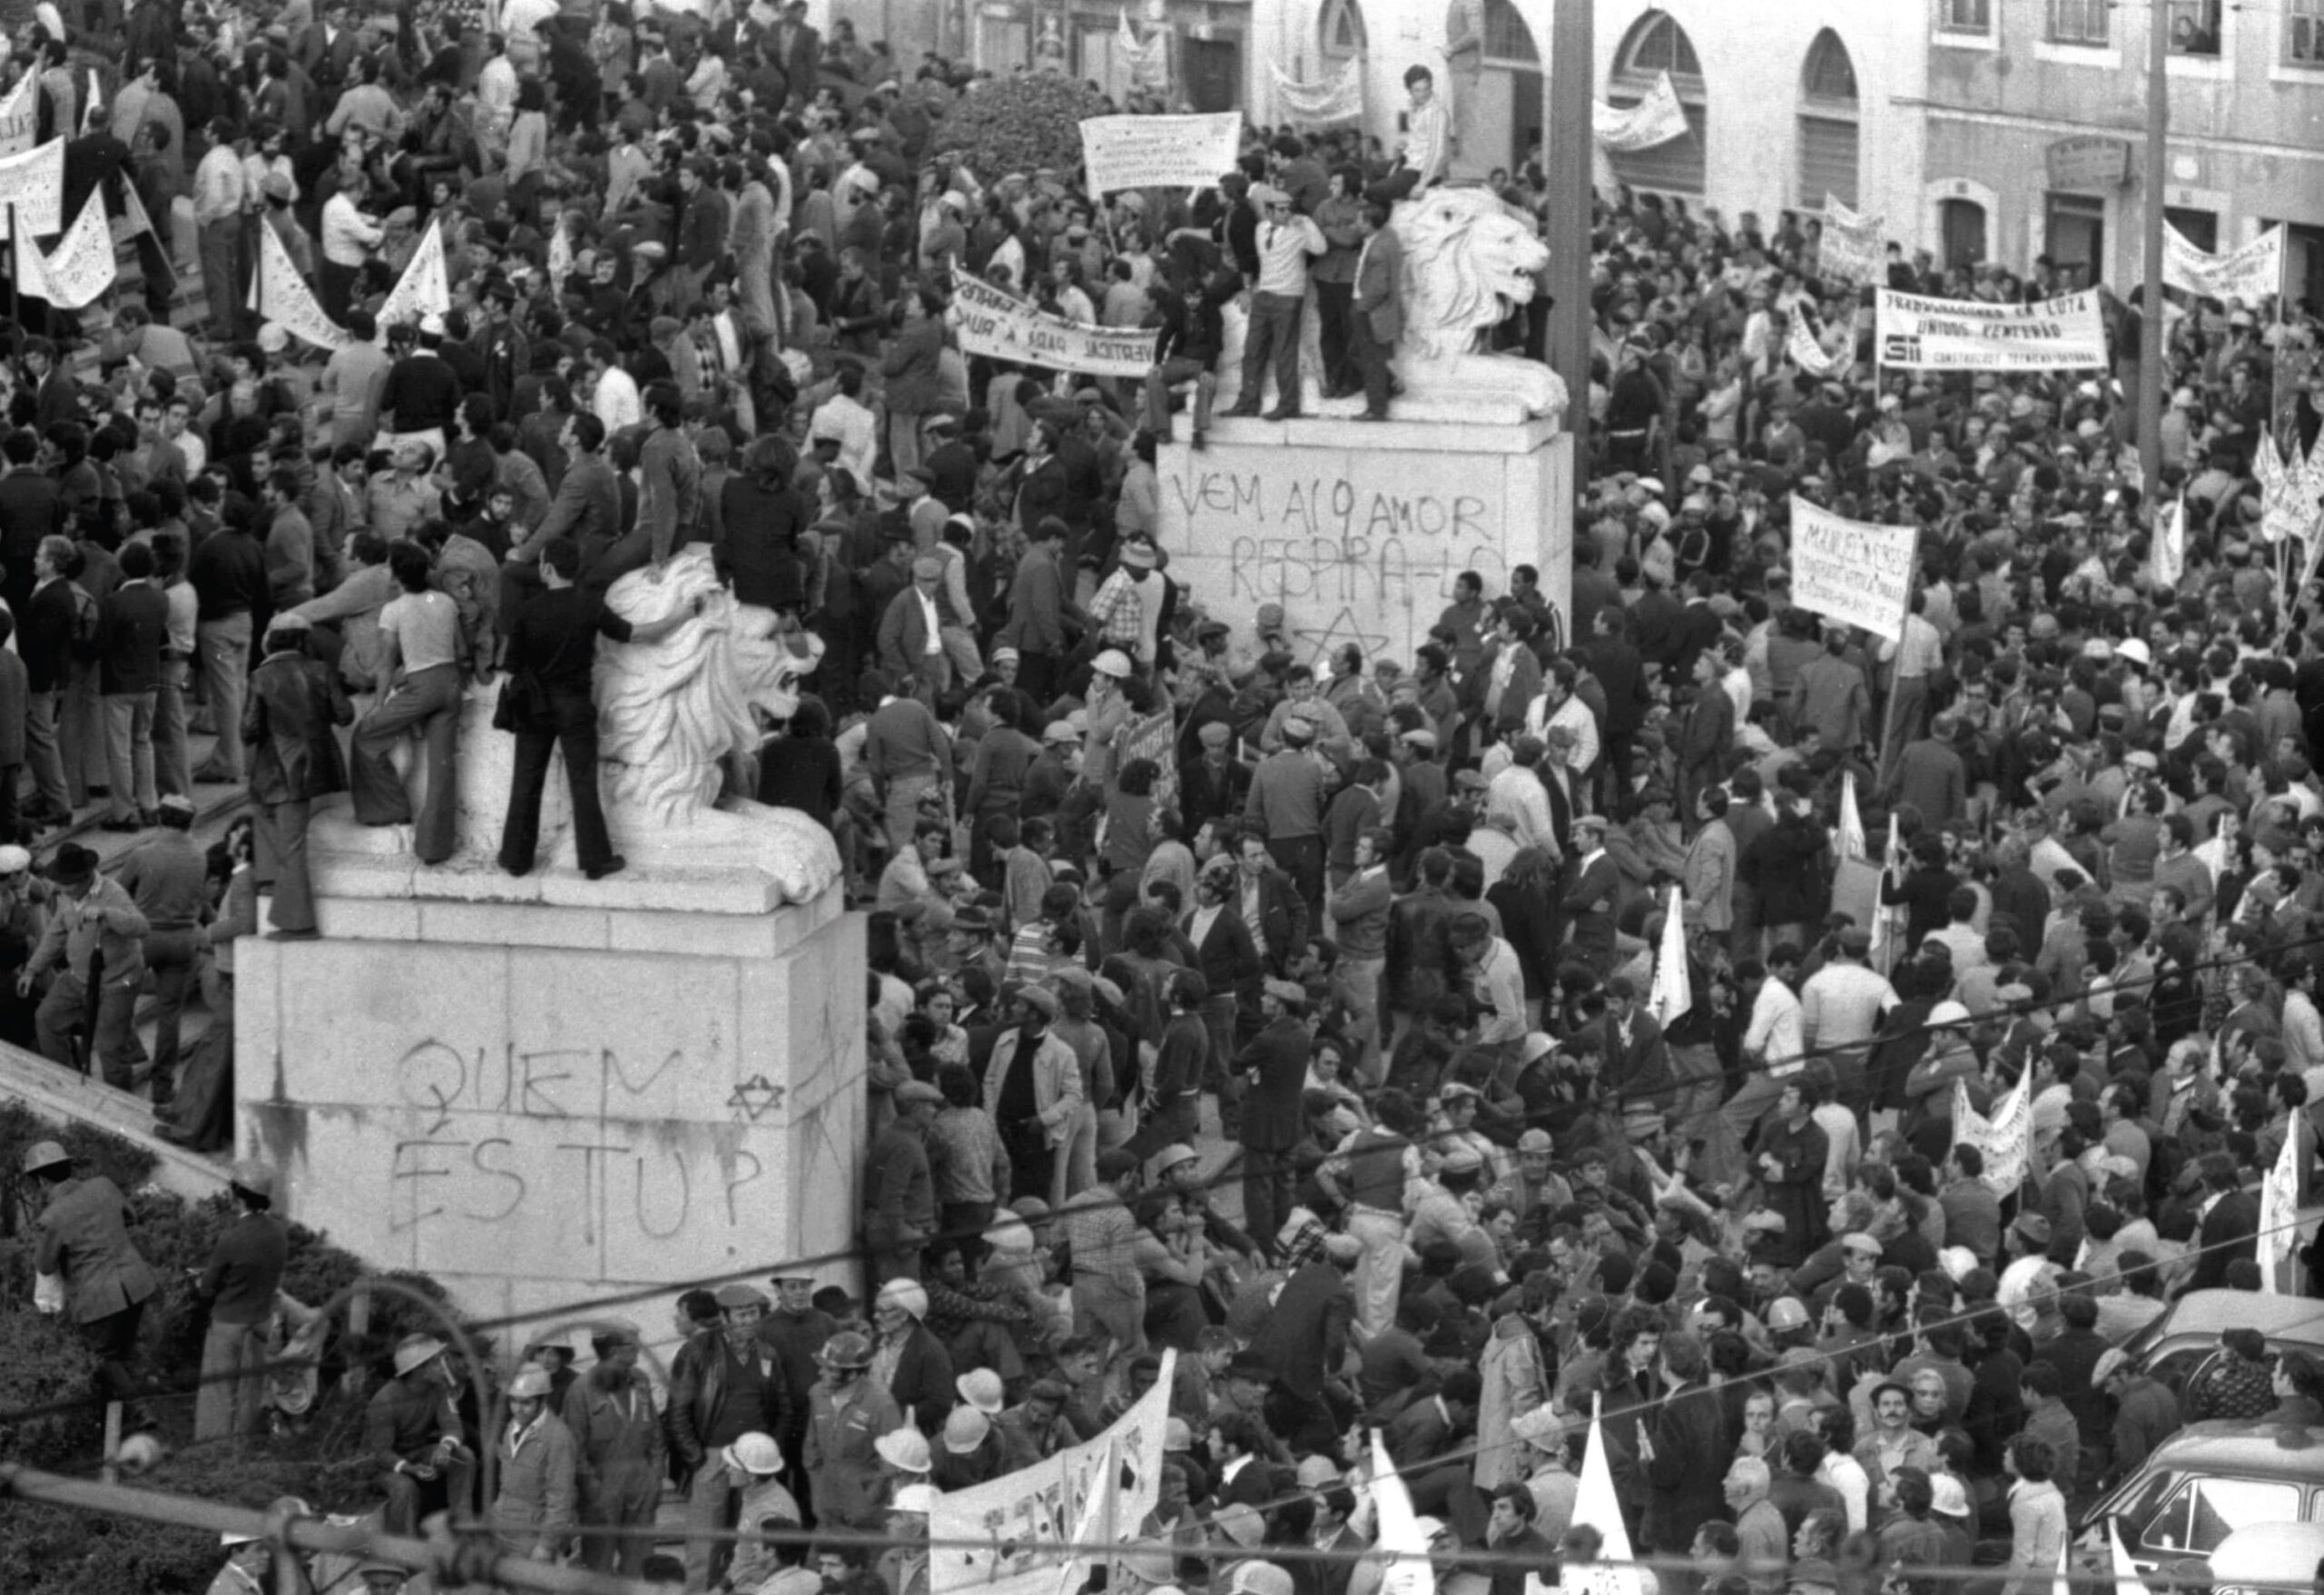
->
[1594,72,1688,153]
[1818,195,1885,288]
[0,134,65,236]
[255,218,354,350]
[1876,288,2107,372]
[930,1351,1172,1595]
[0,70,36,158]
[1788,497,1917,641]
[1078,112,1240,195]
[19,188,113,309]
[2162,222,2284,306]
[376,216,450,332]
[1114,709,1179,812]
[1954,1059,2033,1196]
[1787,317,1839,378]
[948,269,1157,379]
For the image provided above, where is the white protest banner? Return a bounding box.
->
[1876,288,2107,373]
[1818,195,1885,288]
[1370,1433,1440,1595]
[2163,222,2284,306]
[254,218,354,351]
[1788,497,1916,642]
[2151,497,2188,588]
[1078,113,1239,195]
[1271,58,1364,126]
[949,269,1157,379]
[547,211,573,287]
[1787,316,1839,379]
[1593,72,1687,153]
[1119,9,1168,94]
[2258,1116,2302,1292]
[1648,883,1690,1030]
[0,69,37,158]
[376,217,450,331]
[931,1350,1172,1595]
[23,189,113,309]
[1558,1401,1646,1595]
[1954,1058,2033,1196]
[0,134,65,237]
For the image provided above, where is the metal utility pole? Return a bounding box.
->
[1546,0,1592,468]
[2138,0,2168,501]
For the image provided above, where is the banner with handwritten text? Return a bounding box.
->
[0,70,36,158]
[2162,222,2284,306]
[949,270,1157,378]
[1115,709,1179,813]
[1078,112,1240,195]
[253,218,355,351]
[0,135,64,236]
[1789,497,1916,642]
[15,189,114,309]
[1818,196,1885,288]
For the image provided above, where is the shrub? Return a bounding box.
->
[931,73,1111,184]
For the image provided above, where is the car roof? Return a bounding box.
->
[2126,1291,2324,1358]
[2141,1419,2324,1479]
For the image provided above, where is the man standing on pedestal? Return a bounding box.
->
[1351,202,1403,423]
[1225,185,1324,423]
[1375,66,1452,202]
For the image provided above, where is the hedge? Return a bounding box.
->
[0,1102,477,1595]
[931,73,1112,182]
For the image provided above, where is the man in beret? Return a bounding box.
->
[1237,976,1314,1255]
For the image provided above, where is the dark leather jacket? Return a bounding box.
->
[663,1327,793,1470]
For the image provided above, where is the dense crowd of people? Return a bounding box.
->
[6,2,2324,1594]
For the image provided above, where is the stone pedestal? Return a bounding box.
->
[236,800,866,1327]
[1159,419,1575,665]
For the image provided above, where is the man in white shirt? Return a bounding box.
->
[807,365,879,492]
[1224,183,1324,421]
[587,344,642,436]
[318,184,383,321]
[192,118,249,340]
[1385,64,1452,199]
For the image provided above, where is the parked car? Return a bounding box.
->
[2120,1290,2324,1395]
[2079,1420,2324,1579]
[2205,1521,2324,1595]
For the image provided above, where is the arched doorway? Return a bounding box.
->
[1443,0,1541,181]
[1320,0,1366,64]
[1798,29,1859,211]
[1605,9,1706,198]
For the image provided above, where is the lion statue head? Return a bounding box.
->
[1393,188,1551,363]
[596,546,822,823]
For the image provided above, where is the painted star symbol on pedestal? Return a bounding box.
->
[726,1075,786,1121]
[1292,606,1392,665]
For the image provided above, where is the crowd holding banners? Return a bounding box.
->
[0,4,2319,1593]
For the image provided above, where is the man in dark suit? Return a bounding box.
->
[298,0,362,104]
[870,1278,955,1435]
[0,428,61,620]
[876,552,972,701]
[771,0,822,109]
[2188,1150,2261,1292]
[1230,829,1310,981]
[27,1137,160,1426]
[1561,812,1620,974]
[1350,202,1403,421]
[1245,1240,1357,1450]
[1236,978,1312,1251]
[1640,1331,1731,1556]
[1675,650,1735,831]
[1181,722,1252,836]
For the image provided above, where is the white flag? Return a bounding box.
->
[1954,1056,2034,1196]
[1787,315,1838,378]
[2258,1114,2301,1293]
[254,219,354,351]
[547,211,573,287]
[1868,822,1903,958]
[2107,1517,2152,1595]
[376,216,450,334]
[1837,773,1868,864]
[1649,883,1690,1029]
[81,66,100,134]
[1270,58,1364,126]
[17,189,113,310]
[1560,1403,1644,1595]
[2151,497,2187,589]
[0,68,37,157]
[1369,1432,1438,1595]
[1593,72,1688,153]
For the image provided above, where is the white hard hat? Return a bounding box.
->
[507,1366,556,1401]
[724,1432,784,1475]
[1090,648,1135,679]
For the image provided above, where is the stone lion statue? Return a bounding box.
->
[586,546,841,903]
[1389,186,1568,423]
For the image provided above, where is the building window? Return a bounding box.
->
[1606,10,1705,196]
[1321,0,1366,60]
[1798,31,1859,211]
[2169,0,2221,54]
[1940,199,1987,269]
[1937,0,1993,34]
[2049,0,2109,45]
[2165,205,2219,252]
[2046,193,2106,288]
[2290,0,2324,64]
[1482,0,1540,64]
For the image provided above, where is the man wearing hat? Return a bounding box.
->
[720,1431,804,1591]
[365,1333,474,1534]
[24,842,150,1085]
[867,1078,941,1280]
[491,1362,579,1559]
[563,1318,664,1575]
[1238,977,1314,1249]
[1085,532,1179,674]
[984,984,1084,1207]
[669,1282,793,1589]
[804,1329,901,1531]
[25,1137,160,1430]
[242,608,352,937]
[190,1158,288,1442]
[1226,183,1325,421]
[113,791,212,1105]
